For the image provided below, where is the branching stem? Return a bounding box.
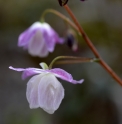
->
[64,4,122,85]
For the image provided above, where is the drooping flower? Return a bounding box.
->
[9,63,84,114]
[18,22,64,57]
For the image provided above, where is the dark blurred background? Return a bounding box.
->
[0,0,122,124]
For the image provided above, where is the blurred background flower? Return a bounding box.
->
[0,0,122,124]
[18,22,64,57]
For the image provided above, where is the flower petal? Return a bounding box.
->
[38,73,64,114]
[50,29,65,44]
[41,23,55,52]
[42,23,64,52]
[71,79,84,84]
[9,66,25,71]
[18,22,42,47]
[9,66,45,79]
[26,74,45,108]
[49,68,84,84]
[28,30,49,57]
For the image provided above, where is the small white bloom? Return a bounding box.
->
[26,73,64,114]
[9,63,84,114]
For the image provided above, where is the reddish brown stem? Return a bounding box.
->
[64,5,122,86]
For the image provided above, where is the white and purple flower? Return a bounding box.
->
[18,22,64,57]
[9,63,84,114]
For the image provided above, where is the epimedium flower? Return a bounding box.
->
[18,22,64,57]
[9,63,84,114]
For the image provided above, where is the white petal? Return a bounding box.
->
[26,74,45,108]
[28,30,48,57]
[38,73,64,114]
[38,39,49,57]
[29,22,42,30]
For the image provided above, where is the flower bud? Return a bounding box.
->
[58,0,68,6]
[65,29,78,51]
